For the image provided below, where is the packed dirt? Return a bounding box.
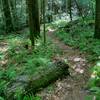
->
[37,29,92,100]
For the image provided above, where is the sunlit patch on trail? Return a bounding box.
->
[0,41,9,68]
[0,42,8,52]
[48,28,55,32]
[75,68,84,74]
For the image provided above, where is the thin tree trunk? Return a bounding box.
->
[74,0,84,20]
[69,0,72,21]
[2,0,14,33]
[94,0,100,39]
[9,0,18,30]
[43,0,46,43]
[27,0,40,47]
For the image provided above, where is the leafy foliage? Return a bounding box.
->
[0,32,58,99]
[87,61,100,99]
[54,19,100,61]
[23,95,41,100]
[51,19,100,100]
[0,0,99,99]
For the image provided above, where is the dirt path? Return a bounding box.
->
[38,29,91,100]
[0,29,92,100]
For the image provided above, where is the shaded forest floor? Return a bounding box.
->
[0,29,92,100]
[37,29,93,100]
[0,19,100,100]
[37,19,100,100]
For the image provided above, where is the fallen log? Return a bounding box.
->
[5,60,69,99]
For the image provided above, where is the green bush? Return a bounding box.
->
[87,61,100,100]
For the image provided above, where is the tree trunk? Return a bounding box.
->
[94,0,100,39]
[6,60,69,99]
[2,0,14,33]
[43,0,46,43]
[74,0,84,20]
[27,0,40,47]
[67,0,73,21]
[9,0,18,30]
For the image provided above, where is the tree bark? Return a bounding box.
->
[6,60,69,99]
[2,0,14,33]
[9,0,18,30]
[43,0,46,43]
[67,0,73,21]
[27,0,40,46]
[74,0,84,20]
[94,0,100,39]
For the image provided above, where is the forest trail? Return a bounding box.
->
[38,29,91,100]
[0,29,92,100]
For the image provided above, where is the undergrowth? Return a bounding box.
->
[50,18,100,100]
[0,32,59,99]
[86,61,100,100]
[53,19,100,61]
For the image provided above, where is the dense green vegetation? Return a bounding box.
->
[0,32,59,99]
[50,18,100,99]
[0,0,100,100]
[52,19,100,61]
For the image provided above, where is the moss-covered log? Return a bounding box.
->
[5,60,69,99]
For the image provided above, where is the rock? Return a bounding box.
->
[74,58,81,62]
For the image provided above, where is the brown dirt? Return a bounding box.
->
[37,29,92,100]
